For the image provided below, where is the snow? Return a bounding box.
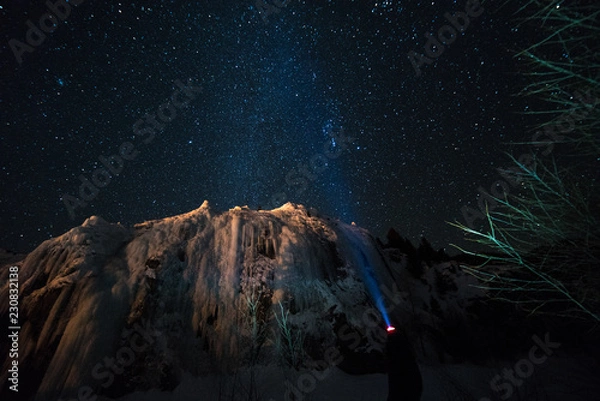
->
[99,357,599,401]
[1,203,598,400]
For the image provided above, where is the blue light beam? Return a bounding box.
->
[357,250,391,327]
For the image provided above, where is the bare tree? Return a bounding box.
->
[274,301,305,369]
[451,0,600,324]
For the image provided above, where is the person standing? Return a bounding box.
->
[386,327,423,401]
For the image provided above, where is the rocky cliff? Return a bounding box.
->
[0,202,481,400]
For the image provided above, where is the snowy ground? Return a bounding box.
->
[111,355,600,401]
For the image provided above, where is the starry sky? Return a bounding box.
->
[1,0,546,253]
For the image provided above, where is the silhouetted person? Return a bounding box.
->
[386,327,423,401]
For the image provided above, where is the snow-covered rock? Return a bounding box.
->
[0,202,482,401]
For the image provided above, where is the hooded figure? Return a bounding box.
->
[386,328,423,401]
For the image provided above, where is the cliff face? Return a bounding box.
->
[0,202,482,401]
[0,202,396,400]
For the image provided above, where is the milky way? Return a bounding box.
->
[1,0,539,252]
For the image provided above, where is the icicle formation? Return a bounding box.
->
[0,202,482,400]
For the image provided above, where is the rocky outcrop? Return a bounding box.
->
[0,202,482,400]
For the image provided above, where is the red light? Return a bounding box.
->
[386,326,396,333]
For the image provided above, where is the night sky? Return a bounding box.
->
[1,0,543,253]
